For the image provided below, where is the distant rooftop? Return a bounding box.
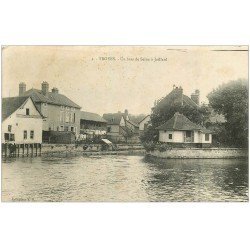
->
[80,111,107,123]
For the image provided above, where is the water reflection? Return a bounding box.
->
[2,155,248,202]
[144,157,248,201]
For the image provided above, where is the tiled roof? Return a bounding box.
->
[156,88,198,109]
[2,96,44,121]
[21,88,81,109]
[80,111,107,123]
[103,113,125,125]
[103,112,142,126]
[126,119,139,127]
[138,115,150,124]
[2,96,29,121]
[156,112,211,133]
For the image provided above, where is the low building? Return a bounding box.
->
[156,112,212,147]
[2,96,43,144]
[103,109,139,143]
[79,111,107,140]
[138,115,151,135]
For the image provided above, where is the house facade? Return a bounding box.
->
[103,110,139,143]
[19,82,81,138]
[139,115,151,135]
[2,96,43,144]
[79,111,107,140]
[156,112,212,146]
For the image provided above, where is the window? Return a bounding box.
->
[65,112,70,123]
[60,111,64,122]
[107,127,111,132]
[169,134,172,139]
[71,127,74,132]
[30,130,34,139]
[73,113,75,123]
[26,108,30,115]
[65,126,69,131]
[4,133,9,141]
[4,133,15,141]
[24,130,27,139]
[8,125,12,132]
[10,134,15,141]
[60,125,64,131]
[70,113,74,123]
[186,131,192,137]
[205,133,210,141]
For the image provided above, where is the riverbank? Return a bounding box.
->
[147,148,248,159]
[41,143,145,156]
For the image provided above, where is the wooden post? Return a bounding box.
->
[4,144,7,158]
[7,144,10,157]
[35,143,38,156]
[17,144,20,157]
[39,143,42,156]
[26,144,29,156]
[31,144,33,156]
[22,144,24,157]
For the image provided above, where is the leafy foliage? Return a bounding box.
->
[207,79,248,147]
[140,96,211,144]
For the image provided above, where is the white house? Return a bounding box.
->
[139,115,151,135]
[156,112,212,145]
[2,96,44,144]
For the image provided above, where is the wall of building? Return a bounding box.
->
[80,120,107,134]
[139,116,150,131]
[201,133,212,143]
[39,103,80,135]
[107,124,120,134]
[159,130,212,144]
[2,98,43,144]
[159,130,184,143]
[148,148,248,159]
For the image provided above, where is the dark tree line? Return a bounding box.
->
[207,78,248,148]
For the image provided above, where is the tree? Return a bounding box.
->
[207,79,248,147]
[140,96,211,143]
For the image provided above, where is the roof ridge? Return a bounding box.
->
[173,113,178,129]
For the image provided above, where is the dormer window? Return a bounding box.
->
[26,108,30,115]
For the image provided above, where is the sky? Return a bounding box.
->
[2,46,248,115]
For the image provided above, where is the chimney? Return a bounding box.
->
[124,109,128,116]
[173,86,183,105]
[52,87,59,94]
[191,89,200,105]
[41,81,49,96]
[19,82,26,96]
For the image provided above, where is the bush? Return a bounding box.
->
[156,143,172,152]
[143,142,156,152]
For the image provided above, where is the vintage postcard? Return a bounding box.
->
[1,45,248,202]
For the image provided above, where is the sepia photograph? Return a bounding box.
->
[1,45,248,202]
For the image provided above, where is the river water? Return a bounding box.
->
[1,155,248,202]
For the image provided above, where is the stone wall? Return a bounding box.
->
[148,148,248,159]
